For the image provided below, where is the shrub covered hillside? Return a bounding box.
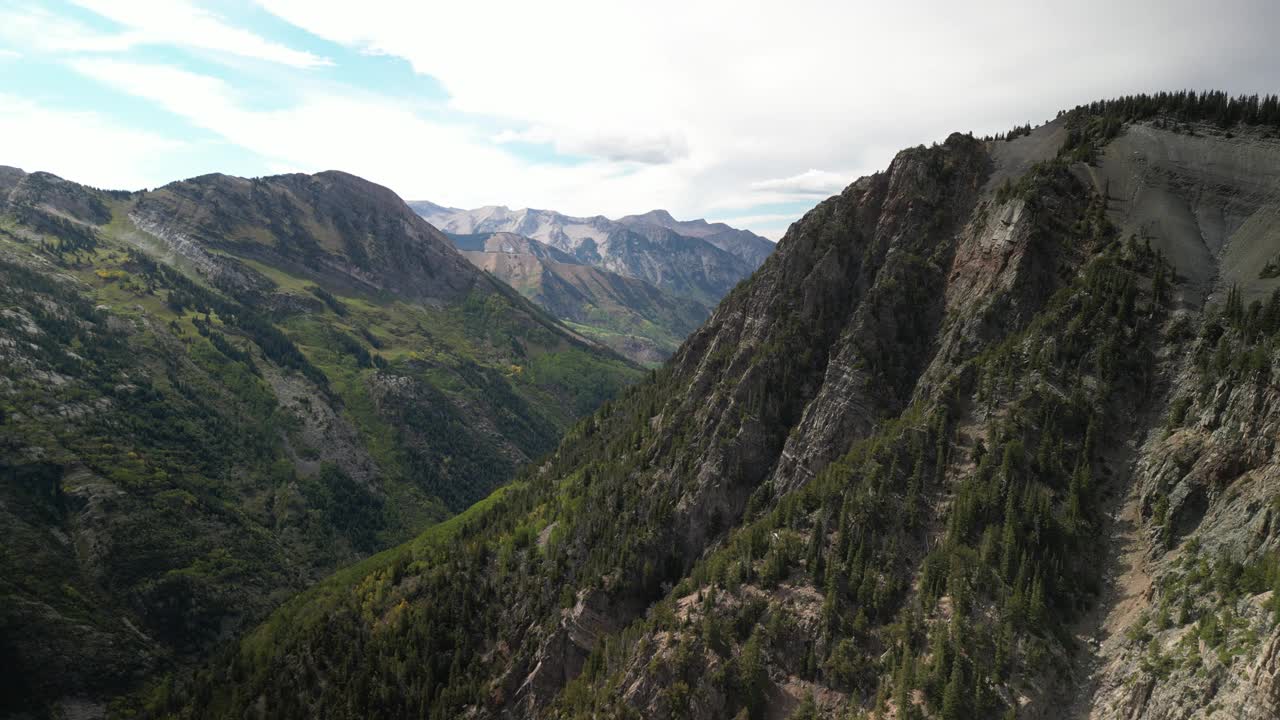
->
[155,94,1280,720]
[0,167,641,716]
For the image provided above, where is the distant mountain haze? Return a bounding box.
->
[445,230,710,364]
[409,202,774,308]
[615,209,776,268]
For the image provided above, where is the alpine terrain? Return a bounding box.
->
[142,91,1280,720]
[448,231,710,364]
[411,203,774,308]
[0,168,641,717]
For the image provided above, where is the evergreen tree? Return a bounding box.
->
[941,663,966,720]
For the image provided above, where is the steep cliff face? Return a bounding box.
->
[504,134,998,713]
[1065,118,1280,720]
[553,115,1280,720]
[544,132,1157,720]
[763,137,991,494]
[1078,343,1280,720]
[164,96,1280,720]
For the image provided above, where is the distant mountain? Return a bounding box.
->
[616,209,776,267]
[405,198,461,218]
[0,167,640,715]
[134,171,478,302]
[408,202,773,308]
[451,230,579,264]
[449,231,709,364]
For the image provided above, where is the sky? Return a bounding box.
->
[1,1,1279,239]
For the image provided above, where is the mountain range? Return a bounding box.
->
[614,209,776,268]
[155,92,1280,720]
[410,202,775,307]
[7,91,1280,720]
[0,167,640,716]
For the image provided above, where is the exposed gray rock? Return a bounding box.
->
[413,202,769,306]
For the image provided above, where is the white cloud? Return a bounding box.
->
[0,48,20,59]
[0,2,328,68]
[495,126,688,165]
[8,0,1280,239]
[0,7,126,54]
[250,0,1280,235]
[0,94,186,189]
[64,58,700,220]
[750,170,851,197]
[753,229,790,242]
[708,213,797,241]
[709,212,800,227]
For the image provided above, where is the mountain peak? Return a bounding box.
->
[0,165,26,202]
[136,169,480,302]
[411,201,768,305]
[636,208,677,223]
[4,166,113,224]
[615,208,776,267]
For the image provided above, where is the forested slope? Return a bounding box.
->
[0,168,640,717]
